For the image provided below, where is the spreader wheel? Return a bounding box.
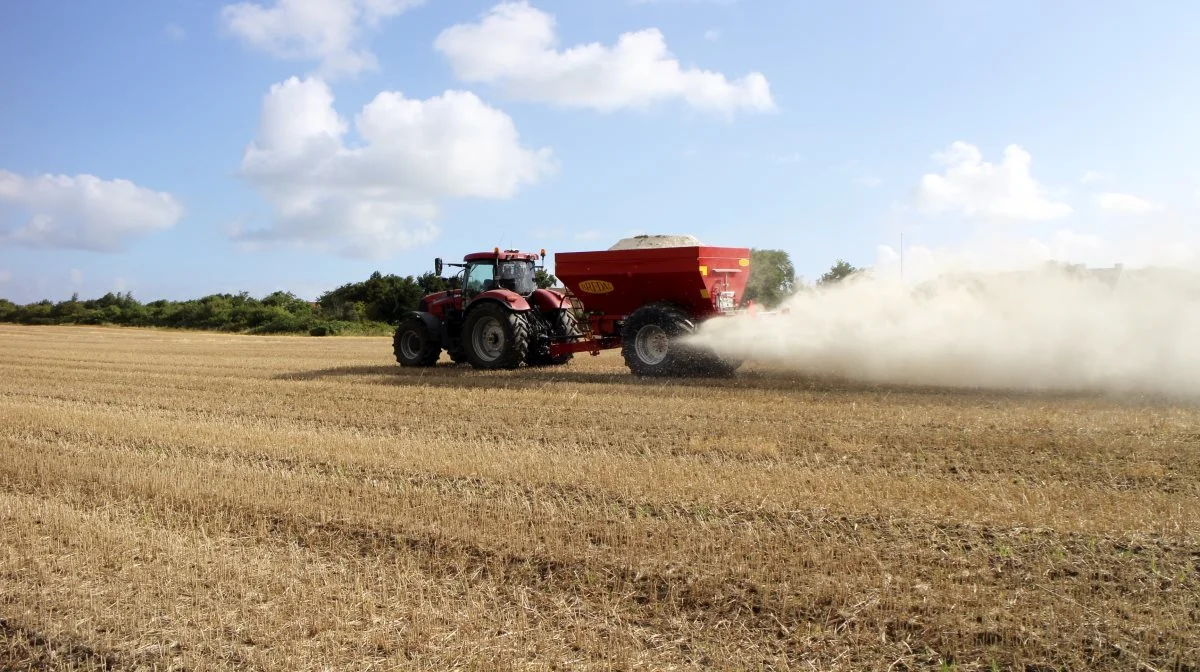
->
[621,303,741,378]
[620,303,697,377]
[688,352,743,378]
[462,302,531,370]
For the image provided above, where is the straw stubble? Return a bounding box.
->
[0,324,1196,670]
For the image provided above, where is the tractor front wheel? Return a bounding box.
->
[393,316,441,367]
[463,302,531,370]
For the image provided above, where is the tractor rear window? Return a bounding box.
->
[496,261,536,295]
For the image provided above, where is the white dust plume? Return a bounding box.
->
[691,263,1200,396]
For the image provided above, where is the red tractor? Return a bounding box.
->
[393,238,753,377]
[392,248,582,370]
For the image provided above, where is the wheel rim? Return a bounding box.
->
[399,329,423,360]
[634,324,670,366]
[472,316,506,362]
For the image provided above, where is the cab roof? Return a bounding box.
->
[463,250,542,262]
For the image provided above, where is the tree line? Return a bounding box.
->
[0,251,855,335]
[741,250,859,307]
[0,269,559,336]
[0,271,447,336]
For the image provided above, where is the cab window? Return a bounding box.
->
[464,262,495,297]
[496,260,536,295]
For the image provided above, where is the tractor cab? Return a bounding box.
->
[463,256,537,298]
[437,249,545,305]
[421,249,548,322]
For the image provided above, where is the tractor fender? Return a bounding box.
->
[472,289,531,312]
[529,288,571,313]
[402,310,444,343]
[421,290,461,321]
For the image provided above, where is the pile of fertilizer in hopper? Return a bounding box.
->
[607,234,704,250]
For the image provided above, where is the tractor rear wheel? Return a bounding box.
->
[528,308,581,366]
[393,316,440,367]
[462,302,531,370]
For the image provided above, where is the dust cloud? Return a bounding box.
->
[691,263,1200,396]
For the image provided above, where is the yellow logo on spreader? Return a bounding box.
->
[578,280,615,294]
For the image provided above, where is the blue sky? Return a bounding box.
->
[1,0,1198,303]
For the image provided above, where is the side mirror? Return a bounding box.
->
[434,257,443,276]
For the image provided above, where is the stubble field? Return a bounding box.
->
[1,324,1197,671]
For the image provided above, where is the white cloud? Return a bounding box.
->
[235,76,555,258]
[434,1,774,116]
[703,29,721,42]
[220,0,422,78]
[1095,192,1164,215]
[165,23,186,41]
[913,142,1072,221]
[0,171,183,251]
[1079,170,1110,185]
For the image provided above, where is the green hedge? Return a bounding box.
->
[0,270,448,336]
